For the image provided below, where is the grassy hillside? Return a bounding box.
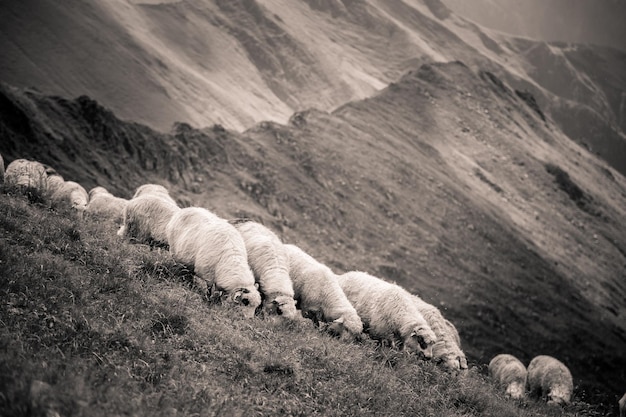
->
[0,192,608,416]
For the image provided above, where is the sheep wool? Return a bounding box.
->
[233,220,297,319]
[133,183,172,199]
[50,181,89,211]
[118,194,180,246]
[284,244,363,339]
[619,392,626,417]
[527,355,573,406]
[412,295,468,371]
[166,207,261,316]
[4,159,48,194]
[86,187,128,224]
[337,271,436,357]
[46,174,65,198]
[488,354,527,399]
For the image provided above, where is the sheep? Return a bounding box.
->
[50,181,89,212]
[46,174,65,197]
[4,159,48,194]
[284,244,363,339]
[85,186,128,224]
[411,295,468,371]
[488,354,527,399]
[166,207,261,317]
[337,270,436,358]
[117,194,180,247]
[527,355,574,406]
[232,220,297,319]
[619,392,626,417]
[132,183,171,199]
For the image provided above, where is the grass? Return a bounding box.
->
[0,192,606,416]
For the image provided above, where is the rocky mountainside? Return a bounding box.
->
[1,59,625,408]
[1,0,625,177]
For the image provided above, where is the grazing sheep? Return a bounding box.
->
[46,174,65,197]
[4,159,48,194]
[411,295,468,370]
[527,355,573,406]
[166,207,261,317]
[133,183,171,199]
[232,220,297,319]
[85,186,128,224]
[117,194,180,247]
[337,271,436,358]
[619,392,626,417]
[488,354,527,399]
[50,181,89,212]
[284,244,363,339]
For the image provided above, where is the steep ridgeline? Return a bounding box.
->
[1,61,626,407]
[1,0,625,179]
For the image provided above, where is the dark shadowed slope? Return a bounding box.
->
[1,61,625,408]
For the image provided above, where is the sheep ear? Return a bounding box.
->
[333,317,344,324]
[254,282,259,290]
[233,290,243,302]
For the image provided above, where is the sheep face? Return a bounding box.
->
[326,317,346,338]
[546,385,570,406]
[404,326,436,358]
[438,351,469,372]
[265,295,297,319]
[506,381,525,399]
[231,287,262,318]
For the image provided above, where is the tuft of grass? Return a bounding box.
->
[0,193,606,416]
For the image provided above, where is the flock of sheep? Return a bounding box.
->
[2,156,625,413]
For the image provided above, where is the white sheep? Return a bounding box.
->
[50,180,89,212]
[166,207,261,317]
[232,220,297,319]
[117,194,180,247]
[488,354,527,399]
[337,270,436,358]
[4,159,48,194]
[85,186,128,224]
[527,355,574,406]
[46,174,65,197]
[411,295,468,371]
[132,183,171,199]
[619,392,626,417]
[284,244,363,339]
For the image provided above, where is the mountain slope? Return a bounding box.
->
[1,61,625,409]
[2,0,624,180]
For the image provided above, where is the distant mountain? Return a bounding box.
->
[1,60,625,408]
[1,0,624,178]
[442,0,626,52]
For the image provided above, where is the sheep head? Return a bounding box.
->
[326,316,346,338]
[265,295,297,319]
[232,287,262,318]
[432,340,468,371]
[404,326,437,358]
[546,385,571,406]
[505,381,525,399]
